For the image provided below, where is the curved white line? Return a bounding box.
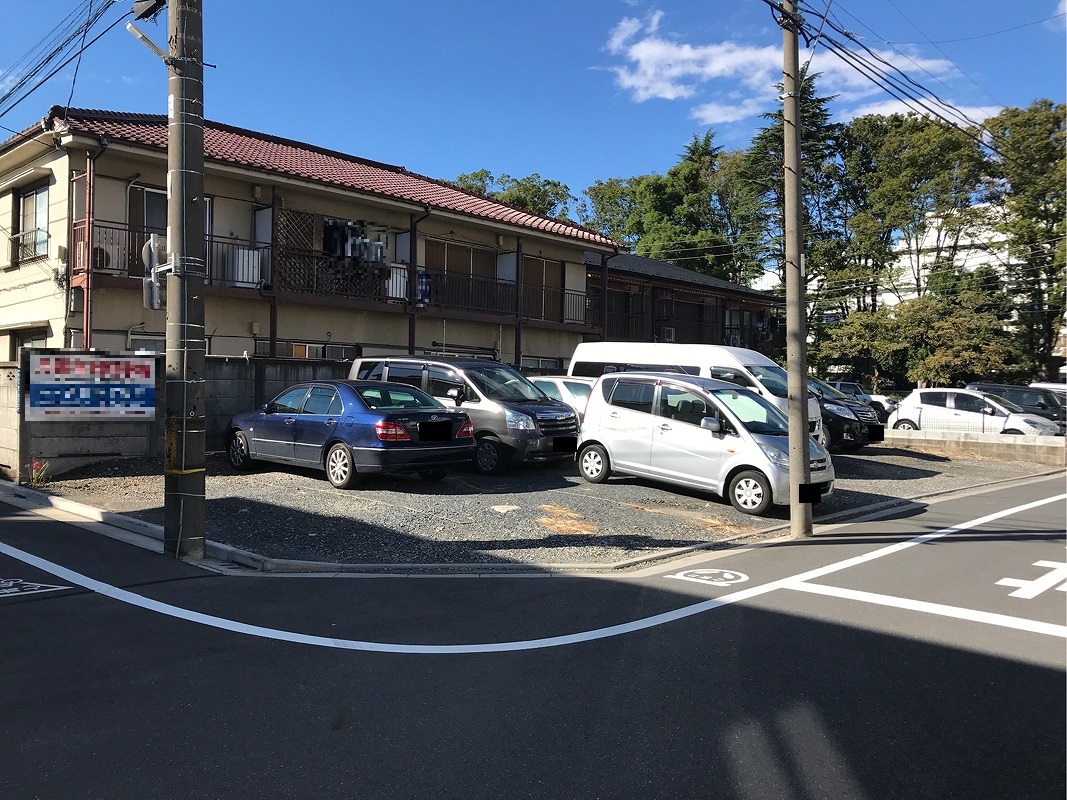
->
[2,493,1063,654]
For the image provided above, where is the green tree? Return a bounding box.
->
[982,100,1067,380]
[453,170,578,220]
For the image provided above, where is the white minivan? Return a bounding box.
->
[568,341,822,438]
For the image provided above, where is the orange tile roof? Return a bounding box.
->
[30,106,618,248]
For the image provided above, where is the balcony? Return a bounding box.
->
[70,223,592,326]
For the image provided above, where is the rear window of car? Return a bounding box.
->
[608,380,655,414]
[355,361,383,380]
[919,391,948,407]
[356,385,442,410]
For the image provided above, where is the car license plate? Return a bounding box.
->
[553,436,577,453]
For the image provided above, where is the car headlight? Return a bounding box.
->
[824,402,857,420]
[505,408,536,430]
[760,445,790,467]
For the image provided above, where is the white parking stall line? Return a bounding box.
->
[784,581,1067,638]
[0,493,1063,654]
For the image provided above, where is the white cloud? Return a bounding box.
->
[690,96,770,125]
[839,98,1003,127]
[604,9,973,129]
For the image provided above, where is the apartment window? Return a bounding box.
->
[16,183,49,261]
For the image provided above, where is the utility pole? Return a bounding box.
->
[781,0,813,538]
[163,0,206,558]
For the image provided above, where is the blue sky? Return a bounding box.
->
[2,1,1065,204]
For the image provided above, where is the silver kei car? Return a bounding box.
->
[576,372,835,515]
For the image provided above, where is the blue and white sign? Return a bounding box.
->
[26,353,156,420]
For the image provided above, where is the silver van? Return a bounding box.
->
[567,341,823,439]
[349,357,579,474]
[577,372,835,515]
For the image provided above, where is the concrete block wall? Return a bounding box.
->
[884,428,1066,467]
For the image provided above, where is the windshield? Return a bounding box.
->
[711,387,790,436]
[808,375,852,402]
[745,363,790,398]
[982,393,1024,413]
[466,365,546,402]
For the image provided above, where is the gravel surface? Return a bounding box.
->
[19,445,1058,570]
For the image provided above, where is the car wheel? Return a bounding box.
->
[728,470,772,515]
[870,402,886,422]
[228,430,254,471]
[419,469,447,481]
[893,419,919,431]
[325,443,361,489]
[474,437,509,475]
[578,444,610,484]
[1002,429,1023,435]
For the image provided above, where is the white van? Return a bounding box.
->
[567,341,822,437]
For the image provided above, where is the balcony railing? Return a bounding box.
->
[12,228,49,262]
[71,223,593,326]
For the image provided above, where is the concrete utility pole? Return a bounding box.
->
[781,0,813,538]
[163,0,206,558]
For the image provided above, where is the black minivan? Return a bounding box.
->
[965,383,1066,435]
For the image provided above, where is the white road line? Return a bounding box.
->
[0,493,1063,654]
[785,582,1067,638]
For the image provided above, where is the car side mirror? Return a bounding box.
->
[446,386,465,406]
[262,403,272,413]
[700,416,721,433]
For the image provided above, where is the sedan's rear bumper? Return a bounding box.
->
[348,443,475,473]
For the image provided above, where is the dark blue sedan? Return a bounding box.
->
[227,380,475,488]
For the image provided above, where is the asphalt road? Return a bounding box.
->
[1,474,1063,799]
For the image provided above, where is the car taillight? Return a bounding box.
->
[457,419,474,438]
[375,421,411,442]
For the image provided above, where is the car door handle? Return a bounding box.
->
[658,423,672,431]
[324,418,336,425]
[284,417,296,425]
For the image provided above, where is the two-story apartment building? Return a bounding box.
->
[1,106,780,371]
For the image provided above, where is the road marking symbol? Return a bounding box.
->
[996,560,1067,599]
[667,568,749,586]
[0,493,1063,654]
[0,577,70,598]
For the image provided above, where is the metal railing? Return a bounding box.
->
[12,228,49,262]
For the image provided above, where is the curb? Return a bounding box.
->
[3,466,1063,576]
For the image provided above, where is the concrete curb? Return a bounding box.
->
[3,466,1063,576]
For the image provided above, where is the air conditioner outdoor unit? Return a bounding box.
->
[660,326,676,342]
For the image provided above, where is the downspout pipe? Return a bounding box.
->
[407,204,431,355]
[82,134,109,348]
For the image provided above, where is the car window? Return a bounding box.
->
[710,367,756,389]
[355,361,383,380]
[952,393,986,414]
[981,393,1022,413]
[563,381,592,403]
[464,365,544,401]
[658,385,708,425]
[303,386,341,415]
[711,388,788,436]
[532,380,563,402]
[385,362,423,389]
[919,391,947,407]
[356,385,442,410]
[269,386,310,413]
[608,380,655,414]
[428,367,466,400]
[745,364,790,398]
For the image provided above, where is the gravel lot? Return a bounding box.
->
[19,445,1059,570]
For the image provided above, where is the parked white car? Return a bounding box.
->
[887,388,1060,436]
[576,371,835,515]
[530,375,597,421]
[827,380,873,406]
[867,393,900,422]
